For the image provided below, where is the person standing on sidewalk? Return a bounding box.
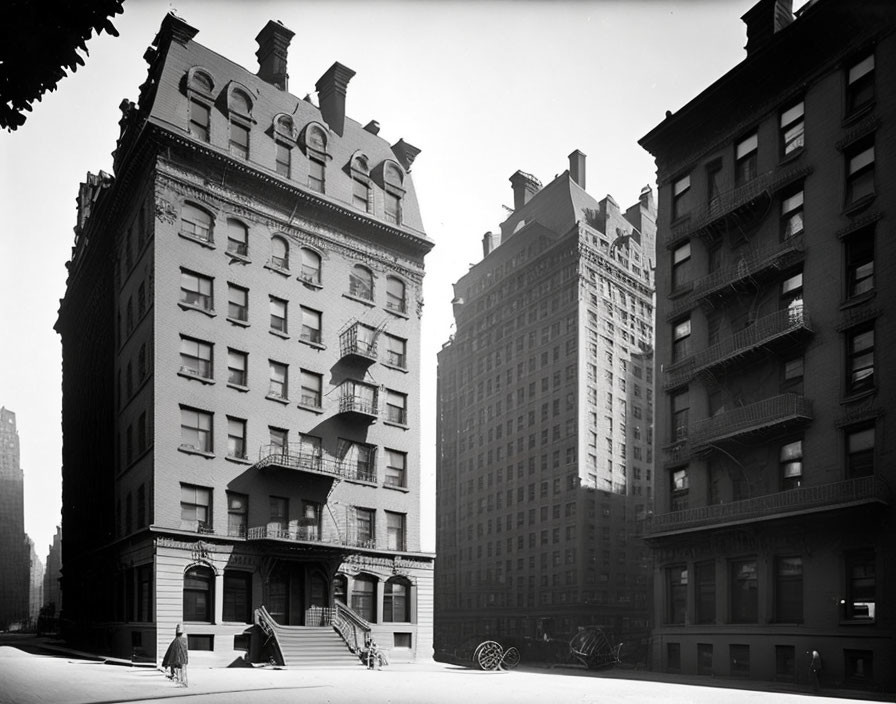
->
[808,649,822,692]
[162,624,189,687]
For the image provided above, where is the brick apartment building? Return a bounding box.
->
[435,155,656,657]
[640,0,895,690]
[56,13,434,666]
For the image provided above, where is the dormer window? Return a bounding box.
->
[301,123,329,194]
[383,162,404,224]
[226,86,253,160]
[273,114,295,178]
[186,68,214,142]
[350,153,372,212]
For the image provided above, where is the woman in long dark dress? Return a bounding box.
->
[162,624,189,686]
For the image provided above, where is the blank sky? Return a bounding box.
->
[0,0,768,554]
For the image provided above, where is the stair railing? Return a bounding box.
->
[254,605,284,665]
[332,601,371,653]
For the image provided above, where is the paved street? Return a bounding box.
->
[0,644,885,704]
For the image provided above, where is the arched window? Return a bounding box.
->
[302,123,329,194]
[350,153,371,212]
[351,574,377,622]
[273,115,295,178]
[186,68,214,142]
[300,247,321,284]
[383,162,404,224]
[183,565,214,622]
[333,574,347,604]
[226,218,249,257]
[386,276,407,314]
[227,87,253,160]
[349,265,373,301]
[271,236,289,270]
[180,203,213,243]
[384,577,411,622]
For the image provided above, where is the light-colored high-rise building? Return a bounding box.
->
[0,407,30,630]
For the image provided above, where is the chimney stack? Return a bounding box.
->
[255,20,294,91]
[315,62,356,137]
[482,231,502,257]
[742,0,793,56]
[569,149,586,190]
[509,170,542,210]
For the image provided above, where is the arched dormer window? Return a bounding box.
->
[180,202,213,244]
[270,235,289,271]
[385,275,407,315]
[186,67,214,142]
[273,114,296,178]
[183,564,214,622]
[300,247,322,285]
[384,576,411,622]
[349,264,373,301]
[226,218,249,258]
[349,152,371,212]
[301,122,329,194]
[226,84,253,160]
[373,159,405,225]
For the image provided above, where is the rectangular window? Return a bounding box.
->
[735,133,758,186]
[706,160,723,203]
[782,356,804,393]
[672,318,691,363]
[846,142,875,206]
[223,571,252,623]
[775,556,803,623]
[695,560,716,624]
[309,157,325,193]
[386,511,406,551]
[780,440,802,490]
[300,307,322,344]
[386,390,408,425]
[845,549,875,620]
[846,228,874,298]
[180,483,212,532]
[180,270,213,311]
[299,369,322,408]
[229,120,249,159]
[299,434,322,470]
[667,643,681,672]
[269,296,287,334]
[189,99,210,142]
[300,248,321,284]
[179,336,213,380]
[780,100,804,156]
[697,644,713,676]
[671,242,691,291]
[666,566,687,624]
[847,325,874,393]
[268,360,288,400]
[385,334,407,369]
[180,406,212,453]
[227,492,248,537]
[353,178,370,211]
[730,559,758,623]
[136,564,152,622]
[844,650,875,686]
[338,439,376,482]
[670,468,688,511]
[269,496,288,532]
[275,143,291,177]
[780,188,804,240]
[781,270,803,321]
[227,348,248,387]
[671,390,689,441]
[775,645,795,681]
[226,417,247,460]
[671,174,691,220]
[355,507,375,546]
[846,425,874,478]
[226,220,248,256]
[385,191,401,224]
[227,284,248,322]
[730,644,750,677]
[846,54,874,116]
[385,449,407,488]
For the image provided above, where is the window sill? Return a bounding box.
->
[344,477,378,488]
[382,363,408,374]
[840,290,876,310]
[668,284,694,299]
[383,483,410,493]
[227,382,249,393]
[298,277,323,289]
[297,403,324,414]
[226,251,251,264]
[178,302,216,317]
[670,213,691,229]
[178,371,215,385]
[269,329,290,340]
[178,446,214,459]
[265,263,291,277]
[227,316,250,328]
[179,232,216,249]
[225,455,251,465]
[843,194,876,217]
[266,394,290,405]
[839,618,876,626]
[383,420,410,430]
[841,102,875,127]
[385,306,410,320]
[841,388,876,405]
[778,146,805,166]
[344,293,375,307]
[299,338,326,351]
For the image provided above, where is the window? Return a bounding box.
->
[383,162,404,224]
[385,334,407,369]
[846,228,874,298]
[386,511,406,551]
[349,265,374,301]
[189,99,210,142]
[353,177,370,211]
[844,549,875,620]
[666,566,687,624]
[671,390,689,441]
[846,425,874,478]
[670,468,688,511]
[226,417,247,460]
[309,157,325,193]
[270,236,289,270]
[781,271,803,321]
[846,53,874,117]
[730,644,750,677]
[299,369,322,408]
[223,571,251,623]
[385,390,408,425]
[355,508,375,546]
[227,348,247,387]
[384,577,410,622]
[844,650,875,686]
[667,643,681,672]
[180,270,213,311]
[846,142,875,206]
[706,160,723,203]
[775,645,795,681]
[229,120,249,160]
[275,142,291,177]
[300,307,322,344]
[226,219,248,257]
[385,449,407,488]
[672,318,691,363]
[735,133,758,186]
[180,407,213,453]
[179,336,213,380]
[695,561,715,624]
[671,174,691,220]
[780,440,802,490]
[782,356,804,393]
[730,559,758,623]
[180,204,213,244]
[780,188,804,240]
[846,324,874,393]
[300,247,321,284]
[180,484,212,532]
[386,276,407,313]
[351,574,376,622]
[227,284,248,322]
[269,296,287,334]
[780,100,804,156]
[227,492,247,537]
[775,556,803,623]
[697,643,713,676]
[671,242,691,291]
[183,565,213,622]
[299,434,322,470]
[339,440,376,482]
[268,360,288,400]
[269,496,288,532]
[300,501,321,540]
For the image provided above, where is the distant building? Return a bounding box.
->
[0,407,30,630]
[640,0,896,690]
[436,153,656,656]
[28,537,44,625]
[43,526,62,615]
[56,14,434,665]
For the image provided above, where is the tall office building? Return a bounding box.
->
[43,526,62,616]
[436,154,656,655]
[0,407,30,630]
[640,0,895,690]
[56,14,434,665]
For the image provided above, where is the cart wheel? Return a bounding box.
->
[501,646,520,670]
[474,641,504,670]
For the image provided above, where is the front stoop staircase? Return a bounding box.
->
[255,605,369,669]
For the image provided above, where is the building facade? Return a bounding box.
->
[43,526,62,617]
[436,155,656,658]
[56,14,434,666]
[0,407,30,630]
[640,0,895,691]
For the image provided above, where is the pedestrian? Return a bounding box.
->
[162,624,189,687]
[808,649,822,692]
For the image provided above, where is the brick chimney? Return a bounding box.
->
[315,62,356,137]
[742,0,793,56]
[255,20,294,91]
[509,170,541,210]
[569,149,586,189]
